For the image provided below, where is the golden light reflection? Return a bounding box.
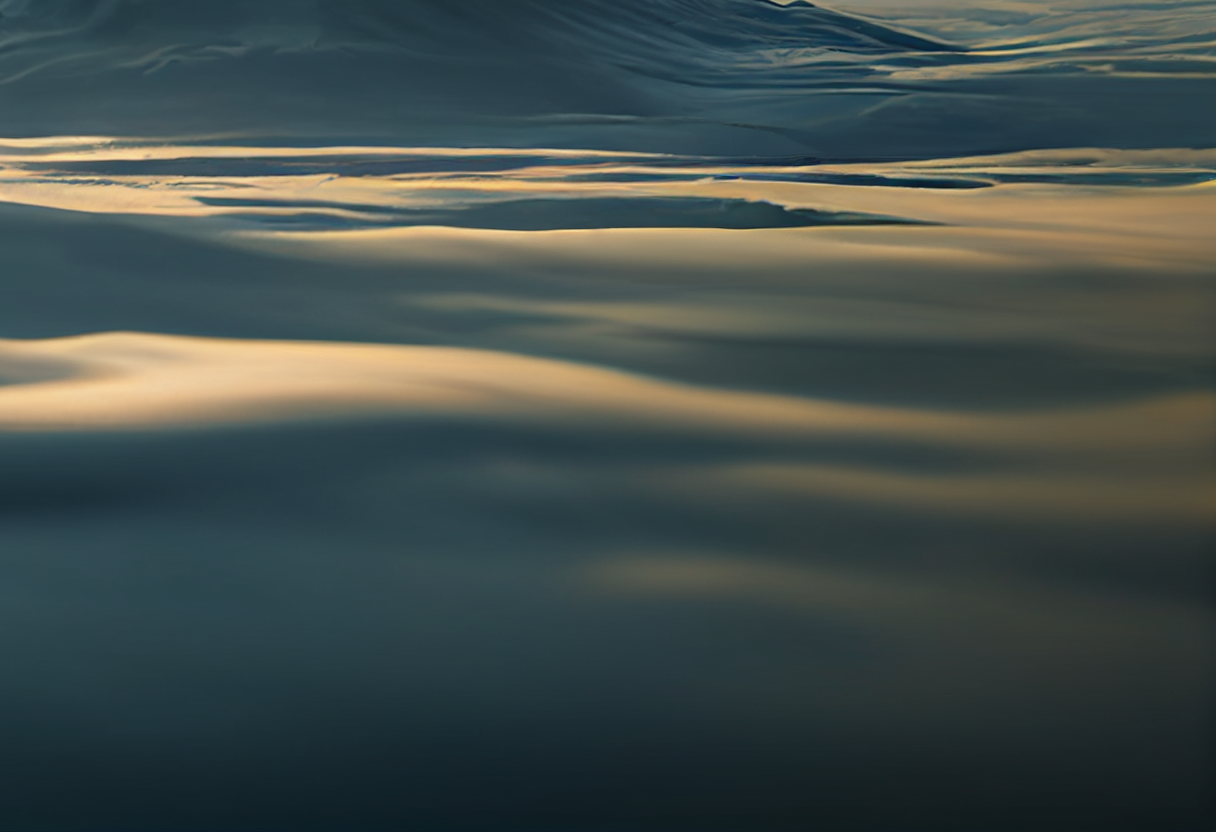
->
[0,138,1212,279]
[0,333,1210,460]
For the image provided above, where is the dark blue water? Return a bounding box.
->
[0,2,1213,830]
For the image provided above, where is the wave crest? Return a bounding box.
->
[0,0,1210,157]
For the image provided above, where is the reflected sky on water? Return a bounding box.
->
[0,1,1213,830]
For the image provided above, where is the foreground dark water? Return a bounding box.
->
[0,1,1214,830]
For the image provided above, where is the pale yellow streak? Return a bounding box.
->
[0,331,937,434]
[0,333,1210,458]
[241,223,1021,275]
[238,221,1212,362]
[1,141,1211,267]
[671,179,1216,266]
[220,179,1216,274]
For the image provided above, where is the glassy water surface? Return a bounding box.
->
[0,1,1213,830]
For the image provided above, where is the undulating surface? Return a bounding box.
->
[0,1,1213,830]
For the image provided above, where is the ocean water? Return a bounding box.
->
[0,2,1213,830]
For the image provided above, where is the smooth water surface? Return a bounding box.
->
[0,2,1213,830]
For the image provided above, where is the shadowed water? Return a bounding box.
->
[0,2,1213,831]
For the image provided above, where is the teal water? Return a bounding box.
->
[0,2,1213,830]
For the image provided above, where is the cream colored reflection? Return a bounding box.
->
[256,214,1212,362]
[0,331,954,433]
[0,333,1211,456]
[0,138,662,218]
[1,137,1213,274]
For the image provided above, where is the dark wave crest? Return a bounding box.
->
[1,0,1210,156]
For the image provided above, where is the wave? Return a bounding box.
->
[0,0,959,100]
[0,4,1213,830]
[0,0,957,55]
[0,0,1211,156]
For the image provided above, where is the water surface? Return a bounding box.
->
[0,2,1213,830]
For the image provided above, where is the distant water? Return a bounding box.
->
[0,2,1213,831]
[1,0,1213,155]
